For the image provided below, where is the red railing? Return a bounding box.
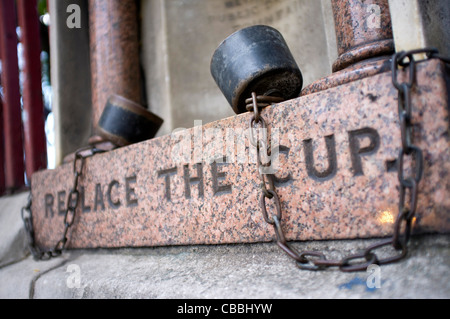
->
[0,0,47,196]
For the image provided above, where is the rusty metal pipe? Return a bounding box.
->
[0,15,4,195]
[0,63,4,195]
[0,0,25,191]
[17,0,48,179]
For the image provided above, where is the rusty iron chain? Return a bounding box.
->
[21,147,105,261]
[249,48,448,272]
[20,48,447,267]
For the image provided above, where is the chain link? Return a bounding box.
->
[249,48,448,272]
[22,146,105,261]
[21,48,448,267]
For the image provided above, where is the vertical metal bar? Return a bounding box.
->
[17,0,47,179]
[0,27,5,195]
[0,89,5,195]
[0,0,25,192]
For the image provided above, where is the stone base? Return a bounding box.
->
[0,192,29,268]
[1,234,449,299]
[30,59,450,250]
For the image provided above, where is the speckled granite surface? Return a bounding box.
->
[301,57,392,96]
[89,0,141,129]
[30,59,449,250]
[331,0,394,72]
[302,0,395,95]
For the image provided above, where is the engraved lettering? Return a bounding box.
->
[125,175,138,207]
[212,156,232,196]
[94,183,105,211]
[209,0,299,32]
[348,128,380,176]
[58,191,66,215]
[157,168,178,201]
[386,159,397,173]
[69,191,78,210]
[45,194,54,218]
[107,180,121,209]
[303,135,337,181]
[184,164,204,199]
[273,145,292,186]
[80,186,91,213]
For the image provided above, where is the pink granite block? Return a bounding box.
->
[31,59,449,250]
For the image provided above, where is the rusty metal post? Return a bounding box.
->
[302,0,395,95]
[0,0,25,191]
[0,105,4,195]
[88,0,141,138]
[0,42,5,195]
[17,0,48,179]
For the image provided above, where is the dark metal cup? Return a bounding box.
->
[211,25,303,114]
[97,95,164,147]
